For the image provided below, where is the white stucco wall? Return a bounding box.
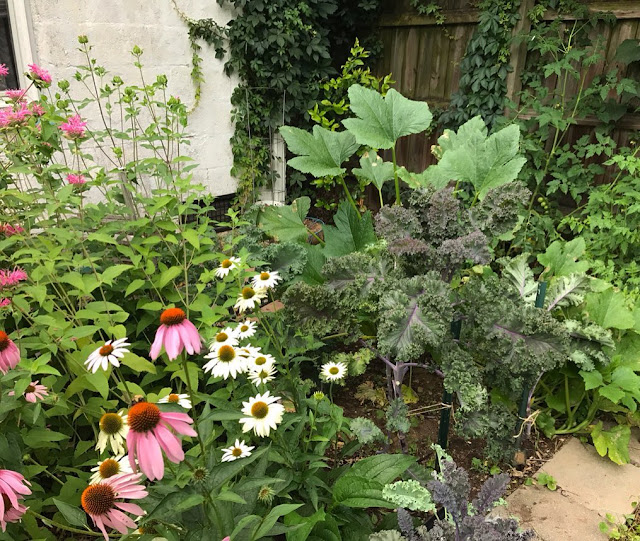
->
[26,0,238,196]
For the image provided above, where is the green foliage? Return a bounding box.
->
[350,417,386,445]
[535,472,557,491]
[382,480,435,513]
[591,422,631,465]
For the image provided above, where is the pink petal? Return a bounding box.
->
[115,502,144,516]
[153,424,184,463]
[165,327,183,361]
[162,418,197,437]
[92,515,109,541]
[139,432,164,481]
[127,433,139,473]
[25,393,35,403]
[150,325,166,360]
[108,508,137,531]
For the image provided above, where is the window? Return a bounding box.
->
[0,0,19,89]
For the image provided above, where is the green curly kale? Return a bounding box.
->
[350,417,386,445]
[382,480,435,512]
[386,398,410,434]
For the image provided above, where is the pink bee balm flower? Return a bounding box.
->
[0,331,20,374]
[126,401,197,481]
[81,472,147,540]
[22,381,48,403]
[0,224,24,236]
[29,102,45,116]
[4,89,25,102]
[0,299,10,308]
[0,268,27,289]
[150,307,202,361]
[0,64,8,77]
[27,63,51,84]
[67,173,86,185]
[0,469,31,531]
[59,114,87,139]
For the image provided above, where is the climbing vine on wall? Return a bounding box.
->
[440,0,521,129]
[172,0,383,204]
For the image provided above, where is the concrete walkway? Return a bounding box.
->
[497,437,640,540]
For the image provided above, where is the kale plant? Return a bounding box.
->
[379,460,534,541]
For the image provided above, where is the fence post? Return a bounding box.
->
[438,320,462,449]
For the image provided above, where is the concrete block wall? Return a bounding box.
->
[27,0,239,196]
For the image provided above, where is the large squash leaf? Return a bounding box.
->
[280,125,359,178]
[342,85,432,149]
[585,288,635,330]
[352,151,395,191]
[591,421,630,465]
[323,202,377,259]
[424,116,526,200]
[258,197,311,242]
[537,237,590,278]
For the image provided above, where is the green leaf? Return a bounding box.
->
[120,352,156,374]
[252,503,303,539]
[332,476,394,509]
[216,489,246,504]
[538,238,590,278]
[258,198,311,243]
[125,279,146,297]
[323,202,377,259]
[614,39,640,64]
[586,288,635,330]
[183,229,201,250]
[502,254,536,304]
[591,421,630,465]
[347,454,416,485]
[546,275,591,311]
[382,480,435,512]
[579,369,604,391]
[53,498,88,528]
[23,428,68,448]
[157,266,183,288]
[423,117,525,200]
[285,508,327,541]
[352,151,395,191]
[280,125,359,178]
[145,491,204,521]
[342,85,432,149]
[100,264,133,285]
[85,370,110,399]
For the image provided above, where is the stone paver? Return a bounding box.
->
[497,437,640,540]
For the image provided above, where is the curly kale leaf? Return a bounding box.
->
[565,319,614,370]
[545,274,591,311]
[500,254,537,304]
[386,398,410,434]
[350,417,386,445]
[378,276,452,361]
[437,229,490,275]
[383,481,435,513]
[471,473,510,515]
[323,252,388,301]
[332,348,375,377]
[438,342,487,412]
[375,206,429,256]
[427,460,470,524]
[408,186,469,243]
[471,182,530,239]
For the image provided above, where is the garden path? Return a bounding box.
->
[495,436,640,540]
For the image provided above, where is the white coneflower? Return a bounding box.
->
[85,338,130,373]
[214,257,241,278]
[234,286,267,313]
[221,439,255,462]
[209,327,239,350]
[240,391,285,437]
[246,352,276,371]
[203,344,249,380]
[248,364,277,386]
[251,270,281,290]
[89,455,132,484]
[320,361,347,382]
[158,392,191,409]
[235,320,257,339]
[96,411,128,455]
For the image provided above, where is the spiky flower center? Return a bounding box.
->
[160,308,186,326]
[0,331,9,352]
[100,413,123,435]
[81,484,116,516]
[26,384,36,393]
[168,393,180,403]
[232,447,243,457]
[128,402,161,432]
[221,259,233,269]
[218,345,236,363]
[259,272,270,280]
[192,467,208,481]
[98,458,120,479]
[251,401,269,419]
[241,286,256,300]
[215,332,229,342]
[99,344,114,356]
[255,356,267,366]
[329,366,339,375]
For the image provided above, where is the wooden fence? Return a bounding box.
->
[376,0,640,173]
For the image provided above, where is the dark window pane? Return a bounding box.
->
[0,0,19,89]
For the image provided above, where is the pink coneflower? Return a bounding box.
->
[81,472,147,540]
[22,381,48,403]
[0,331,20,374]
[0,268,27,289]
[126,401,197,481]
[0,299,10,308]
[0,469,31,532]
[0,64,8,77]
[150,308,202,361]
[27,63,51,84]
[0,224,24,236]
[4,89,26,102]
[67,173,86,185]
[59,114,87,139]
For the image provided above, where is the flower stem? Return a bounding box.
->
[180,353,206,457]
[27,509,112,537]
